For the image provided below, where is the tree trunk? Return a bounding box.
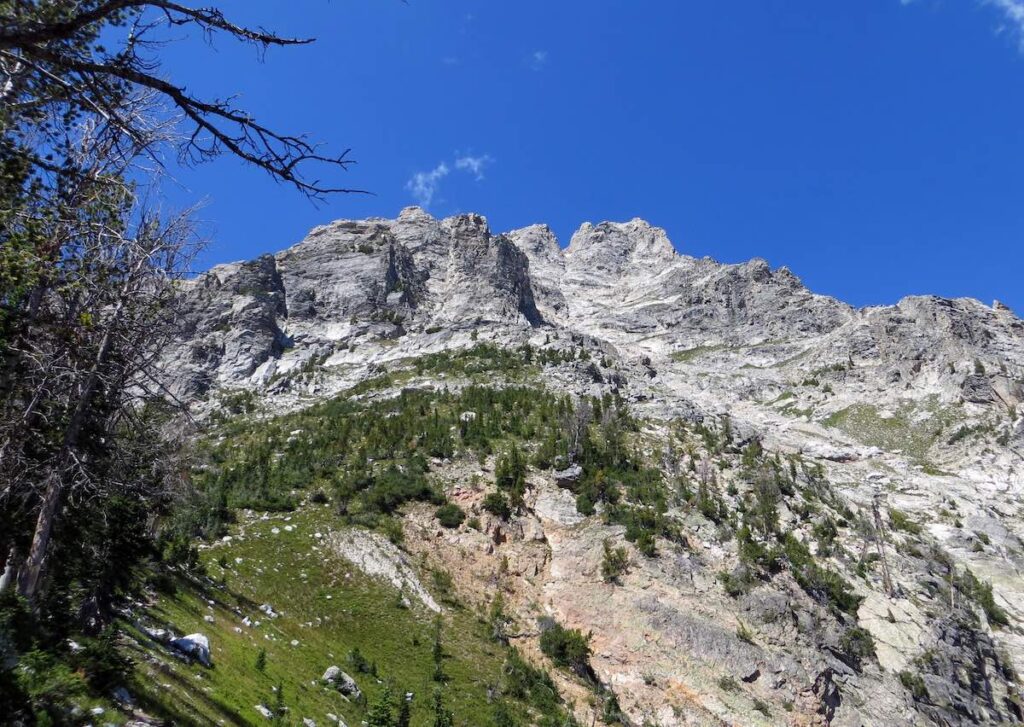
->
[0,545,18,593]
[16,473,61,598]
[17,309,120,601]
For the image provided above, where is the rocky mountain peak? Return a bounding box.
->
[441,211,491,239]
[505,223,562,264]
[565,218,677,275]
[397,204,432,221]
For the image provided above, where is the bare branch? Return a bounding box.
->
[1,1,364,198]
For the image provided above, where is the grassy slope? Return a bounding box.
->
[127,505,510,726]
[822,398,959,463]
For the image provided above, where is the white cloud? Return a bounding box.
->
[406,153,495,207]
[529,50,548,71]
[455,154,493,181]
[903,0,1024,49]
[405,163,449,208]
[986,0,1024,46]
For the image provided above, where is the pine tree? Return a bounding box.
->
[396,692,412,727]
[367,684,395,727]
[432,688,454,727]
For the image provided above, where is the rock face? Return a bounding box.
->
[165,208,547,398]
[166,208,1024,422]
[912,613,1020,725]
[328,528,440,613]
[166,208,1024,727]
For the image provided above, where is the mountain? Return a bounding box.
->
[157,207,1024,726]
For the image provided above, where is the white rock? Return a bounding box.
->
[255,704,273,719]
[171,633,212,667]
[259,603,278,618]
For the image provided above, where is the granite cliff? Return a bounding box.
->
[163,207,1024,726]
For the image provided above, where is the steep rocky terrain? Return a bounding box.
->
[160,207,1024,726]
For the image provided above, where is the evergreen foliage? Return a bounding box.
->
[539,620,593,680]
[600,539,630,584]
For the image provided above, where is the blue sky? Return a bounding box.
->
[159,1,1024,312]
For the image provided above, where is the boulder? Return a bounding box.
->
[259,603,279,618]
[171,633,211,667]
[322,666,362,699]
[554,463,582,487]
[961,374,994,403]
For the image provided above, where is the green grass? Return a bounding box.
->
[821,398,959,463]
[670,344,731,362]
[779,403,814,419]
[767,390,795,405]
[128,506,520,726]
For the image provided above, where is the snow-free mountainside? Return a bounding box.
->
[133,207,1024,726]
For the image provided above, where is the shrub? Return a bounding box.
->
[575,492,595,516]
[493,700,519,727]
[736,526,782,574]
[812,517,838,554]
[431,568,457,606]
[782,533,862,615]
[635,531,658,558]
[309,489,329,504]
[483,492,512,520]
[378,516,405,545]
[600,539,629,584]
[431,616,446,682]
[359,465,437,516]
[839,627,876,670]
[14,650,86,719]
[347,647,376,675]
[718,568,757,598]
[539,621,592,679]
[75,628,132,692]
[956,570,1009,627]
[717,675,739,692]
[602,690,624,724]
[435,503,466,529]
[502,649,560,713]
[899,670,928,700]
[889,509,922,535]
